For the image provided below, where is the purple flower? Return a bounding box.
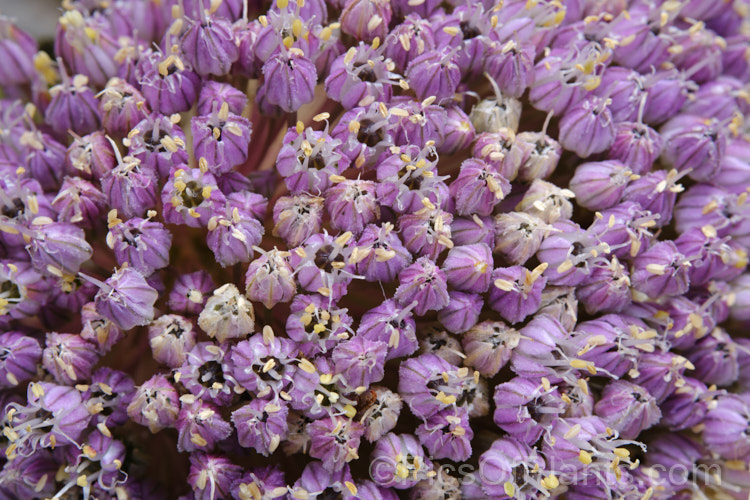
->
[191,103,252,174]
[0,331,41,388]
[703,395,750,460]
[630,241,691,299]
[462,320,520,378]
[245,248,297,309]
[127,374,180,432]
[188,452,242,500]
[176,396,232,453]
[489,264,548,324]
[593,380,661,439]
[93,266,157,330]
[394,256,449,316]
[161,167,226,228]
[6,382,91,456]
[276,126,348,195]
[45,73,101,139]
[325,43,397,109]
[27,220,93,277]
[326,179,380,236]
[568,160,636,212]
[232,398,289,456]
[180,9,238,77]
[169,271,215,315]
[449,158,511,216]
[42,331,99,385]
[477,437,547,499]
[98,77,150,137]
[272,194,325,247]
[179,342,237,406]
[285,293,352,355]
[340,0,392,43]
[493,376,564,444]
[399,353,488,419]
[354,223,412,283]
[369,433,432,489]
[308,415,364,471]
[229,332,296,397]
[438,291,483,334]
[148,314,197,368]
[261,49,317,113]
[415,407,473,462]
[357,299,418,360]
[107,214,172,276]
[405,48,460,104]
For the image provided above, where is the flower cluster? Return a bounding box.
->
[1,0,750,498]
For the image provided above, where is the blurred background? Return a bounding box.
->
[0,0,60,40]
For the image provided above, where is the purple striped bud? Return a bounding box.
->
[593,380,661,439]
[685,328,739,387]
[484,40,536,99]
[261,50,317,112]
[450,158,511,216]
[169,271,214,316]
[438,291,483,334]
[94,266,158,330]
[558,96,615,158]
[136,51,201,115]
[630,240,690,299]
[703,395,750,460]
[45,72,101,139]
[340,0,392,43]
[405,48,460,104]
[180,11,238,77]
[660,115,727,182]
[0,331,41,388]
[439,105,475,155]
[197,80,248,116]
